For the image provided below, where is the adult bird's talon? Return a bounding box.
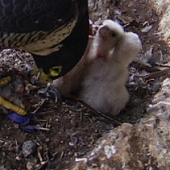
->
[0,96,27,115]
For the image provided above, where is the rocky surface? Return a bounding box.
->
[151,0,170,45]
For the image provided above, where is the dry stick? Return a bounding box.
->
[32,99,46,114]
[155,62,170,68]
[65,96,121,125]
[77,99,114,121]
[37,146,43,162]
[145,68,170,81]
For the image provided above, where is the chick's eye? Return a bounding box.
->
[111,33,116,37]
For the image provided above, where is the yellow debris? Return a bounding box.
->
[0,76,11,86]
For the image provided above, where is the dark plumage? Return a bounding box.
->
[0,0,89,83]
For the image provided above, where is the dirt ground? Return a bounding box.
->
[0,0,169,170]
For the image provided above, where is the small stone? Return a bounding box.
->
[0,166,7,170]
[26,158,38,170]
[22,140,36,158]
[15,156,21,161]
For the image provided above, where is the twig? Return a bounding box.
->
[32,98,46,114]
[145,68,170,81]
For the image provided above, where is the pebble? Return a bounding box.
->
[22,140,36,158]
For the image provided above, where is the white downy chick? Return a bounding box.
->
[52,19,124,97]
[53,19,142,116]
[78,20,142,116]
[87,19,124,61]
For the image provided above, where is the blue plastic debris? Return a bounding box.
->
[20,125,37,133]
[8,112,50,133]
[8,112,30,125]
[20,125,50,133]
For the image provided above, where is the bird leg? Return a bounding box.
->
[31,98,46,114]
[0,75,27,115]
[0,96,27,115]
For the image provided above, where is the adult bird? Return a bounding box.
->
[0,0,89,115]
[0,0,89,83]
